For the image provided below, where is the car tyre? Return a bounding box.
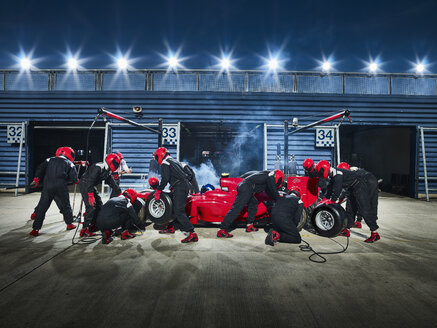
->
[310,203,347,237]
[145,192,174,226]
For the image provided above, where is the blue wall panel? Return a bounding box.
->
[0,91,436,196]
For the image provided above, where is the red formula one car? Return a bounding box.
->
[135,175,347,238]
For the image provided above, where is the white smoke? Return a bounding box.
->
[190,160,220,188]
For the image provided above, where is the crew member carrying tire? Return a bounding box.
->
[316,160,380,243]
[97,189,138,244]
[337,162,379,235]
[29,147,78,236]
[78,153,121,237]
[153,147,199,243]
[265,189,304,246]
[217,170,284,238]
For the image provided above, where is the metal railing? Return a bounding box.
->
[0,69,436,95]
[419,127,437,201]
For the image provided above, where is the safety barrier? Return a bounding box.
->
[1,69,436,95]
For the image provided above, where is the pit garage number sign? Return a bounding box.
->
[316,128,334,148]
[162,124,178,145]
[7,125,25,144]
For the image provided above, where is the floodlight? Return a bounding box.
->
[67,57,78,70]
[268,58,279,70]
[415,63,425,74]
[168,56,179,68]
[368,62,378,73]
[322,61,331,72]
[220,57,230,70]
[117,57,128,70]
[20,57,32,70]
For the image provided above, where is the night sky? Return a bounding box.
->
[0,0,436,73]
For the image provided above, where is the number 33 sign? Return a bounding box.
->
[162,124,178,145]
[316,128,334,148]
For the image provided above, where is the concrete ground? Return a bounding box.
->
[0,192,436,328]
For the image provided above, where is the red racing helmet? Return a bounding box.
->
[56,147,75,162]
[116,152,123,160]
[316,160,331,179]
[153,147,169,165]
[274,169,284,188]
[122,188,138,204]
[337,162,350,170]
[302,158,315,172]
[148,176,159,189]
[105,153,121,172]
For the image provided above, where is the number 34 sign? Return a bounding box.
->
[316,128,335,148]
[162,124,178,145]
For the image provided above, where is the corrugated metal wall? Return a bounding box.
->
[0,91,436,196]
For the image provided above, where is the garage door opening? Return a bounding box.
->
[179,122,264,177]
[340,125,416,197]
[29,122,105,179]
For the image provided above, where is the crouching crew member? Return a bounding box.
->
[30,147,78,236]
[153,147,199,243]
[239,171,263,232]
[265,189,303,246]
[217,170,284,238]
[98,189,138,244]
[110,152,132,198]
[78,153,121,237]
[316,160,380,243]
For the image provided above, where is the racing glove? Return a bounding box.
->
[30,177,40,188]
[88,193,96,207]
[154,190,162,201]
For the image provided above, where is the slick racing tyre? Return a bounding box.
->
[145,191,174,226]
[296,208,308,231]
[310,203,347,238]
[133,198,146,229]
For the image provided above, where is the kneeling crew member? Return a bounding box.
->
[30,147,78,236]
[316,160,380,243]
[98,189,138,244]
[153,147,198,243]
[78,153,121,237]
[265,189,303,246]
[217,170,284,238]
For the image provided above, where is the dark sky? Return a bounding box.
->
[0,0,436,73]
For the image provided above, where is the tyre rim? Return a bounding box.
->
[148,199,165,218]
[315,210,335,231]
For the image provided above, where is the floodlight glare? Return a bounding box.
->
[322,61,331,72]
[268,58,279,70]
[168,56,179,68]
[415,63,425,74]
[220,57,230,70]
[117,57,128,70]
[20,57,32,70]
[368,62,378,73]
[67,57,78,70]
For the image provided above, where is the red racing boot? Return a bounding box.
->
[217,229,233,238]
[80,228,96,237]
[245,223,258,232]
[181,232,198,243]
[352,221,362,229]
[30,212,36,220]
[102,230,113,244]
[30,229,39,237]
[265,229,280,246]
[159,225,175,234]
[121,230,136,240]
[364,231,380,243]
[339,228,350,237]
[66,223,76,230]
